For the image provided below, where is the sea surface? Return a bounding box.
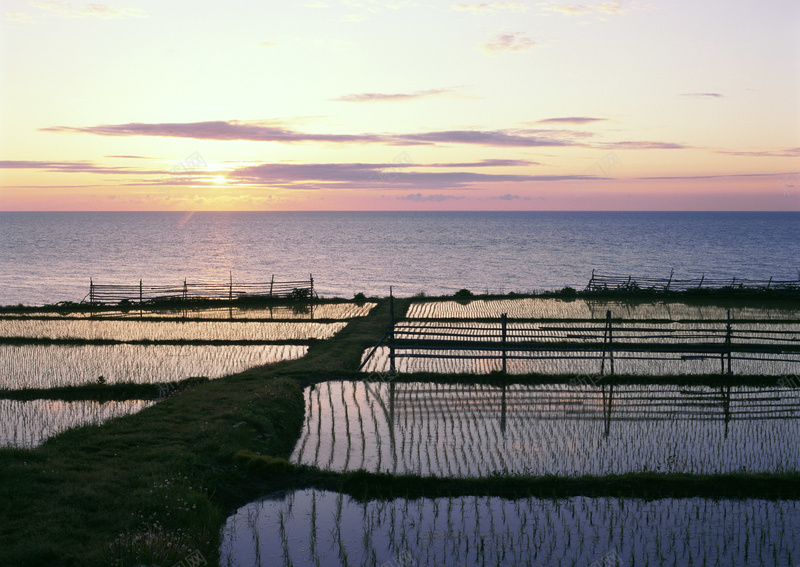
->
[0,211,798,306]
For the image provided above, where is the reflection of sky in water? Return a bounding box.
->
[0,399,154,449]
[293,381,800,477]
[221,489,800,567]
[0,344,308,390]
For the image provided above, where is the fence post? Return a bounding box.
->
[89,278,94,304]
[139,279,143,319]
[698,274,705,289]
[665,268,674,292]
[183,278,187,302]
[229,271,233,302]
[601,310,615,375]
[310,273,314,298]
[389,287,396,374]
[270,275,274,298]
[501,313,507,374]
[725,309,733,375]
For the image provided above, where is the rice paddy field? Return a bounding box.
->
[0,398,155,449]
[291,381,800,477]
[0,343,308,389]
[0,300,364,457]
[220,489,800,567]
[406,298,800,321]
[2,295,799,566]
[0,319,347,342]
[0,302,376,321]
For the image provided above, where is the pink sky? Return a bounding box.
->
[1,0,799,211]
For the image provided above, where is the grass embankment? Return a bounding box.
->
[1,294,799,566]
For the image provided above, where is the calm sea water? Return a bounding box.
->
[1,211,798,306]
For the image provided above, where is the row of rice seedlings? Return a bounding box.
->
[220,489,800,567]
[0,319,347,342]
[0,344,308,390]
[360,346,799,376]
[1,302,377,321]
[406,298,800,321]
[0,398,155,449]
[291,382,800,477]
[394,320,800,345]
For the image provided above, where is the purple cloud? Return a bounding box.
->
[717,147,800,158]
[0,160,154,174]
[482,32,537,53]
[397,193,466,202]
[537,117,608,124]
[331,88,458,102]
[679,93,724,98]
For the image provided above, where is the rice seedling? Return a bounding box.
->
[0,318,346,342]
[405,298,800,322]
[0,398,155,448]
[220,489,800,567]
[0,302,377,321]
[290,381,800,477]
[0,344,308,390]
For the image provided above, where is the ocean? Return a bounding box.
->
[0,211,798,306]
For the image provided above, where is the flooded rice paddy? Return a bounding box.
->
[291,381,800,477]
[0,398,154,448]
[0,319,346,342]
[0,344,308,390]
[0,302,376,321]
[406,298,800,321]
[220,489,800,567]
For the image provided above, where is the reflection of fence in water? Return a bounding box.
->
[293,381,800,476]
[387,383,800,437]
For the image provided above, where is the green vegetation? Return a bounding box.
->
[0,377,209,402]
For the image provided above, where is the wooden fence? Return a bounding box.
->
[360,305,800,376]
[83,274,315,305]
[584,269,800,293]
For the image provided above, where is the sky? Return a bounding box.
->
[1,0,799,211]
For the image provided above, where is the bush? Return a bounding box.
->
[290,287,311,300]
[454,288,473,298]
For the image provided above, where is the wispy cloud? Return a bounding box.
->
[679,92,724,98]
[603,141,688,150]
[537,117,608,125]
[33,2,146,19]
[0,160,153,173]
[491,193,520,200]
[228,162,552,190]
[482,32,536,53]
[397,193,466,201]
[426,159,539,167]
[716,147,800,158]
[40,120,576,148]
[542,1,625,16]
[332,87,459,102]
[453,2,528,13]
[40,120,689,152]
